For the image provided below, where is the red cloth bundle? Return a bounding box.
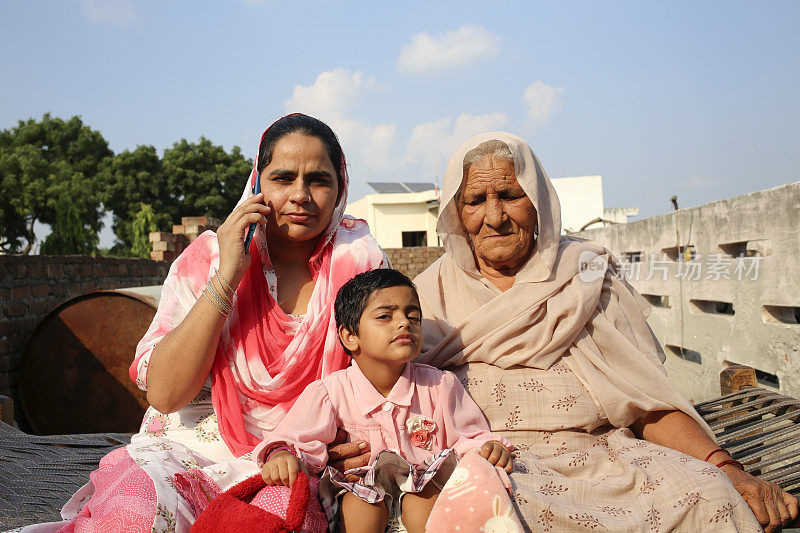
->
[191,472,322,533]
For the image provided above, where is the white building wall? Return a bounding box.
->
[373,204,428,248]
[550,175,605,233]
[345,191,438,249]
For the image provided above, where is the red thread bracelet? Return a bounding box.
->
[715,459,744,470]
[704,448,730,462]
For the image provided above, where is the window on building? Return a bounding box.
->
[402,231,427,247]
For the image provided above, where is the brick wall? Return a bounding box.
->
[0,255,170,423]
[384,246,445,279]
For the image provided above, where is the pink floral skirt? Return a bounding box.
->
[58,447,157,533]
[51,446,327,533]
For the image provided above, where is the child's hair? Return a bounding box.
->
[334,269,419,351]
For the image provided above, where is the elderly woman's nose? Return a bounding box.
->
[484,196,505,227]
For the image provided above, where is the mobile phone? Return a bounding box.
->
[243,174,261,254]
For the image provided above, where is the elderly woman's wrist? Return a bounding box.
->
[716,459,745,471]
[703,447,730,462]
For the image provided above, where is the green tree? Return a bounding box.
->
[102,138,251,253]
[101,145,172,254]
[0,114,112,254]
[162,137,251,220]
[40,180,101,255]
[130,203,158,258]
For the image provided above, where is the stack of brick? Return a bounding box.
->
[150,216,221,262]
[148,232,187,262]
[173,216,222,244]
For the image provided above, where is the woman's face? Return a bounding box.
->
[457,155,538,273]
[259,133,340,246]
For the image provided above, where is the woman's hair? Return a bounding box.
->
[257,114,344,181]
[462,139,514,179]
[334,268,417,348]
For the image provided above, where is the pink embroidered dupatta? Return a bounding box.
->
[131,116,386,456]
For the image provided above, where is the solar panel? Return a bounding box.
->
[367,182,435,194]
[367,182,407,193]
[402,182,435,192]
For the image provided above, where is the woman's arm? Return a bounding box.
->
[145,294,229,413]
[145,194,270,413]
[632,409,799,532]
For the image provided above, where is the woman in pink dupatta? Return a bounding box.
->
[23,114,386,533]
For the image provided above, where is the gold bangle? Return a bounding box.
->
[209,276,232,310]
[206,277,233,311]
[214,268,234,297]
[205,278,233,315]
[202,289,230,317]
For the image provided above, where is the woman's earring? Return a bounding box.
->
[534,225,539,240]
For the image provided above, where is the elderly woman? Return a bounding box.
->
[23,114,387,532]
[413,132,798,531]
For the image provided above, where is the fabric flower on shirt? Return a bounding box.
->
[406,415,436,450]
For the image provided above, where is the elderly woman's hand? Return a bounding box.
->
[327,428,370,482]
[720,464,799,531]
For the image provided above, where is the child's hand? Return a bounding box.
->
[262,450,301,487]
[479,441,513,473]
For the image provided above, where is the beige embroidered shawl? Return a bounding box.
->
[414,131,713,436]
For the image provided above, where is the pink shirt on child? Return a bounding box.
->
[254,362,512,472]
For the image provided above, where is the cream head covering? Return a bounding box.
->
[436,131,561,283]
[415,132,713,437]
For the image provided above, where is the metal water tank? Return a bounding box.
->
[19,286,161,435]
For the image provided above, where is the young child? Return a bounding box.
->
[254,269,513,532]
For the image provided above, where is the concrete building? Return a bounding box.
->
[576,182,800,402]
[347,176,638,249]
[346,183,440,249]
[551,175,639,232]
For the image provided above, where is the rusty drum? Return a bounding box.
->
[19,286,161,435]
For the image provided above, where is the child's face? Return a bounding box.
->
[341,285,422,368]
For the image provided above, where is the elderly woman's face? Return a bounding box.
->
[457,155,538,273]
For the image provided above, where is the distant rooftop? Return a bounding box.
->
[367,182,435,194]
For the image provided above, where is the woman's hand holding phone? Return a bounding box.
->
[216,192,270,290]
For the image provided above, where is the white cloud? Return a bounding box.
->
[404,112,510,178]
[284,68,377,121]
[284,69,395,182]
[396,25,500,74]
[522,81,564,125]
[282,69,511,190]
[332,120,397,176]
[80,0,139,26]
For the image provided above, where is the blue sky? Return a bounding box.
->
[2,1,799,246]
